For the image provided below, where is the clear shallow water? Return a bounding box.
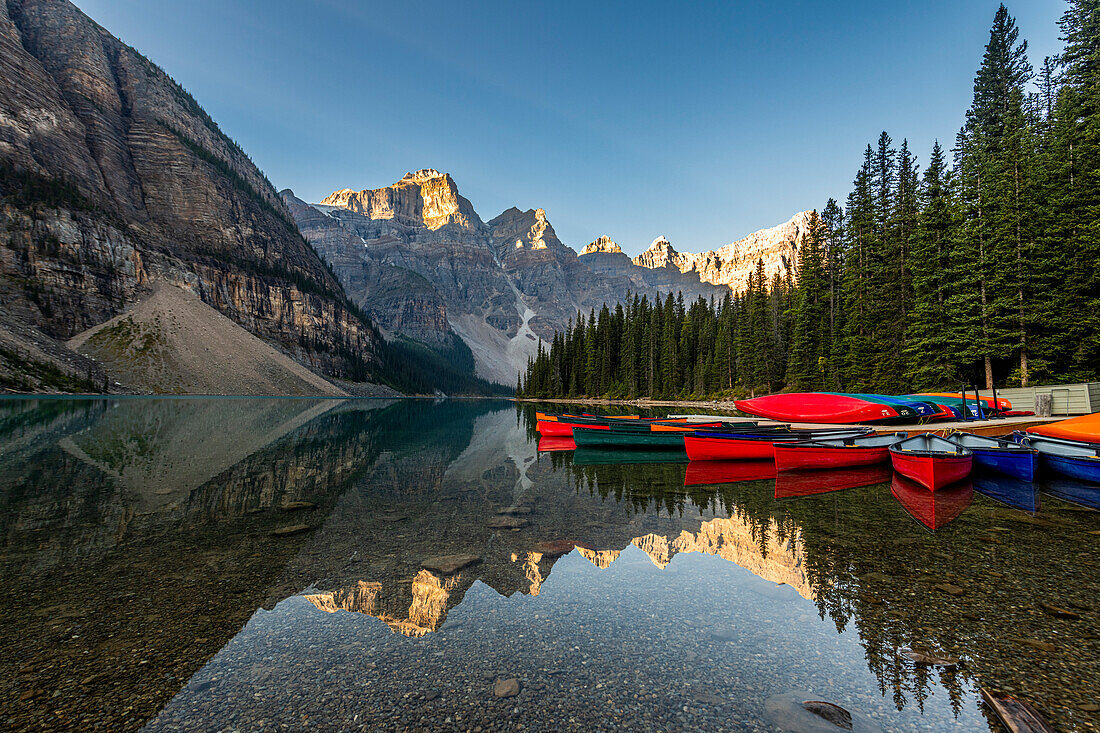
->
[1,398,1097,732]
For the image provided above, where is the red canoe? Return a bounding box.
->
[891,474,974,530]
[888,434,973,491]
[684,460,777,486]
[537,419,609,437]
[684,428,871,462]
[734,393,900,424]
[684,434,785,461]
[773,433,907,471]
[774,465,893,498]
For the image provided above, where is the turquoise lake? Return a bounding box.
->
[0,398,1097,732]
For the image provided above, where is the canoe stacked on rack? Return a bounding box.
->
[1026,412,1100,443]
[734,392,1007,424]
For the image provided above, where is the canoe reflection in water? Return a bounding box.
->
[774,465,894,499]
[683,460,777,487]
[972,473,1041,513]
[891,474,974,531]
[1043,478,1100,511]
[571,448,688,466]
[537,436,576,452]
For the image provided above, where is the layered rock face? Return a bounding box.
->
[0,0,382,391]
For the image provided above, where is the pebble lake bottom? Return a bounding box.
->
[1,397,1097,732]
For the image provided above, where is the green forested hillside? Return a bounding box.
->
[518,1,1100,400]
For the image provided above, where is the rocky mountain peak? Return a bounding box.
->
[580,236,623,255]
[319,169,481,231]
[400,168,446,184]
[632,236,681,269]
[488,206,561,254]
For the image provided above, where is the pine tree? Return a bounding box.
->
[906,141,960,387]
[786,211,830,390]
[1047,0,1100,379]
[955,4,1033,387]
[841,147,876,390]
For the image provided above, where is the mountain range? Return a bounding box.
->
[0,0,809,393]
[286,172,811,385]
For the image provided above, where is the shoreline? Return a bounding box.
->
[514,397,743,412]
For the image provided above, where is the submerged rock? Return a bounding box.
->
[271,524,311,537]
[493,678,521,698]
[1039,602,1081,619]
[421,554,481,574]
[934,583,966,596]
[764,691,882,732]
[487,516,528,529]
[901,649,961,669]
[1010,638,1057,652]
[533,540,576,557]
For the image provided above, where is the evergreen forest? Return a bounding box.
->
[518,2,1100,400]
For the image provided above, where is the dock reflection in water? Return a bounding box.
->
[0,399,1097,732]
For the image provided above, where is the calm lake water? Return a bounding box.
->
[1,398,1097,732]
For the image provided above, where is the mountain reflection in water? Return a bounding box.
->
[0,399,1097,732]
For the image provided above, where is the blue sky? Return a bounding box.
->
[75,0,1065,256]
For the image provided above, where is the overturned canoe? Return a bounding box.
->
[773,432,907,472]
[832,394,939,420]
[901,395,984,419]
[913,392,1012,411]
[889,434,972,491]
[734,393,902,424]
[537,418,610,437]
[1027,412,1100,444]
[945,432,1039,481]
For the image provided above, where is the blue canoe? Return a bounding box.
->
[947,432,1039,481]
[830,393,942,420]
[972,474,1040,512]
[1020,434,1100,484]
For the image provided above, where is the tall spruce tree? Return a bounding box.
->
[786,211,829,390]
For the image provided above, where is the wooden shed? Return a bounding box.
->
[975,383,1100,416]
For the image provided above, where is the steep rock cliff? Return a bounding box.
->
[0,0,383,391]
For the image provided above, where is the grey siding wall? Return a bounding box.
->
[976,383,1099,415]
